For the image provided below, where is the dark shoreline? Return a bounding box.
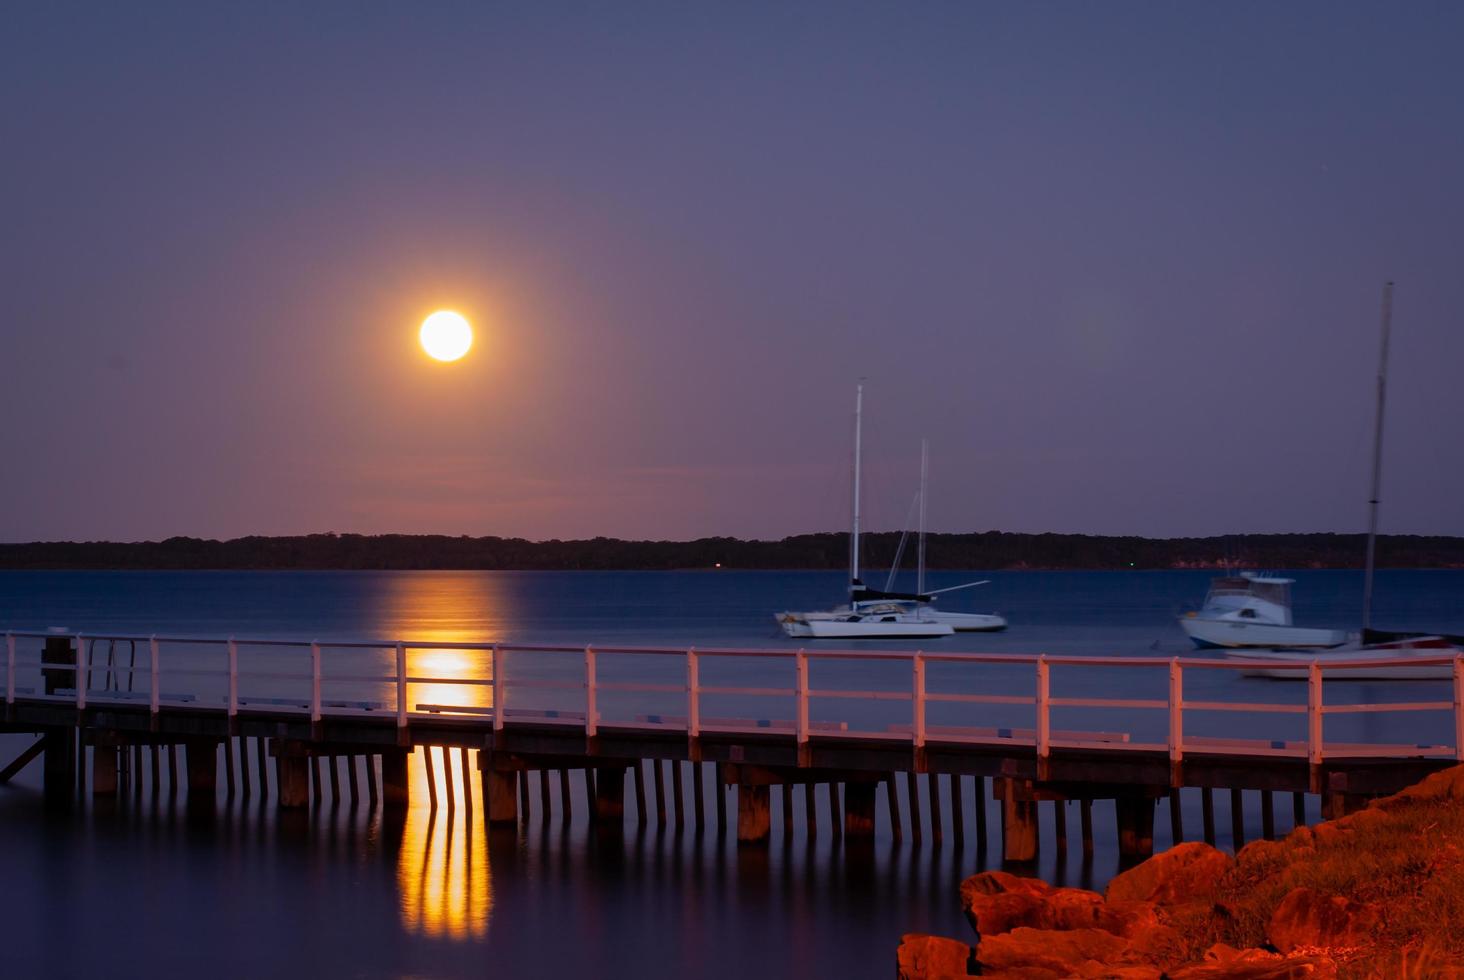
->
[0,531,1461,571]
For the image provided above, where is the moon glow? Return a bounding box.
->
[419,311,473,362]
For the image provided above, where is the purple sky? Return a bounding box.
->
[3,4,1462,542]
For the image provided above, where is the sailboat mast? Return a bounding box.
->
[851,382,864,587]
[917,438,928,596]
[1361,281,1394,633]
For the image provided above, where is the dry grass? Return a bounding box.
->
[1173,798,1464,976]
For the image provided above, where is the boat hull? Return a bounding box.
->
[776,614,953,639]
[1233,647,1456,680]
[921,611,1007,632]
[1180,617,1347,650]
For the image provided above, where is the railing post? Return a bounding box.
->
[5,632,14,705]
[1307,660,1323,765]
[687,647,699,737]
[149,635,159,715]
[795,648,809,746]
[75,633,86,710]
[227,637,238,718]
[310,641,322,723]
[584,645,597,737]
[912,653,926,748]
[1168,658,1183,764]
[396,642,408,730]
[491,644,504,732]
[1454,656,1463,763]
[1035,656,1049,759]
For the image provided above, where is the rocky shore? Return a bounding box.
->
[898,766,1464,978]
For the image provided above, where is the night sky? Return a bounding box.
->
[4,3,1461,542]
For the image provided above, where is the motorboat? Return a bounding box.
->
[1180,573,1348,649]
[776,385,955,640]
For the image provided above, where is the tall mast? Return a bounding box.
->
[1362,281,1394,633]
[850,382,864,587]
[917,438,929,596]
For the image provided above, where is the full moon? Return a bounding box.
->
[419,311,473,362]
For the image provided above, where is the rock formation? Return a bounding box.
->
[897,766,1464,977]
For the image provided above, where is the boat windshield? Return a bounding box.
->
[1206,576,1291,608]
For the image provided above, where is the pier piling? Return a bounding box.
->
[736,782,770,843]
[844,781,876,838]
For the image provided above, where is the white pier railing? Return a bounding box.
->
[4,631,1462,765]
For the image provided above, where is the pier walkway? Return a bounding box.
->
[3,630,1460,862]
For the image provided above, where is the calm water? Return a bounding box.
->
[1,569,1460,978]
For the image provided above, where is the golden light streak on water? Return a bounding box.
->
[378,575,504,939]
[397,746,491,940]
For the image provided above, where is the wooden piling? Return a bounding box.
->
[715,763,727,836]
[1261,790,1275,840]
[736,783,771,844]
[150,744,161,796]
[1201,787,1216,846]
[424,747,438,809]
[828,782,842,841]
[693,762,706,830]
[782,783,795,840]
[844,781,876,838]
[329,754,341,802]
[133,745,143,798]
[950,774,964,847]
[459,748,472,811]
[927,773,941,844]
[185,740,216,797]
[1115,796,1155,862]
[92,742,119,797]
[1080,798,1093,858]
[277,749,309,809]
[999,784,1038,863]
[594,767,625,821]
[253,738,266,798]
[1230,788,1245,848]
[1169,789,1184,843]
[907,772,922,845]
[236,739,248,799]
[484,767,517,824]
[976,777,989,852]
[805,781,818,837]
[347,753,361,805]
[1292,791,1306,828]
[169,744,180,796]
[653,759,667,827]
[519,769,530,819]
[366,754,378,805]
[670,761,684,829]
[381,749,408,809]
[560,769,572,824]
[633,760,648,826]
[224,738,236,797]
[885,774,903,843]
[582,768,596,823]
[1054,798,1068,857]
[538,768,551,821]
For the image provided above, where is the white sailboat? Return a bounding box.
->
[776,385,955,639]
[1233,283,1463,679]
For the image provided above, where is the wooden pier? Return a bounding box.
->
[3,631,1460,863]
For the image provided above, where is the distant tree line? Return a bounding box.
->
[0,531,1460,570]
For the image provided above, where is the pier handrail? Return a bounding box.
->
[4,630,1461,766]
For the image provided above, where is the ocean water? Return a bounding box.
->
[0,569,1459,978]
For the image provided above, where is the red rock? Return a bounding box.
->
[896,933,971,979]
[1167,942,1338,978]
[974,926,1130,976]
[1104,842,1233,905]
[960,871,1160,940]
[1267,887,1381,954]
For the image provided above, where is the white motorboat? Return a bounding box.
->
[776,385,954,640]
[1180,573,1348,649]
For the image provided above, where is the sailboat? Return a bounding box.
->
[776,385,955,639]
[906,440,1007,632]
[1236,284,1462,679]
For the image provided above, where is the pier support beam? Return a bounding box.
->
[277,755,309,809]
[736,783,771,844]
[844,781,877,839]
[1322,791,1370,820]
[484,767,519,825]
[997,778,1038,864]
[1116,796,1155,862]
[43,730,76,801]
[381,749,409,808]
[186,740,218,797]
[91,739,119,797]
[594,767,626,821]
